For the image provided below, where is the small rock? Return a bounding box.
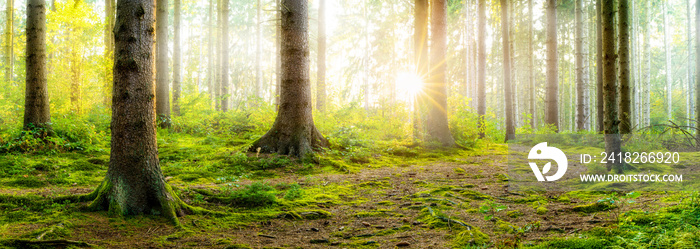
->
[396,241,411,247]
[361,222,371,227]
[481,186,489,190]
[311,227,320,232]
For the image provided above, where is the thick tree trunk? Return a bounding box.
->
[618,0,630,134]
[155,0,170,127]
[575,0,590,131]
[664,1,672,121]
[172,0,181,116]
[414,0,428,140]
[89,0,190,225]
[23,0,51,135]
[317,0,326,112]
[220,0,229,111]
[250,0,328,157]
[5,0,13,86]
[602,0,621,173]
[501,0,514,141]
[256,0,262,100]
[426,0,456,146]
[545,0,559,132]
[596,0,604,132]
[103,0,115,107]
[477,0,486,137]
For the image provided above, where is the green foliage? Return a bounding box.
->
[478,200,507,221]
[220,182,277,208]
[283,184,304,201]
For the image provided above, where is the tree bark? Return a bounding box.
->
[155,0,170,127]
[103,0,115,107]
[477,0,486,137]
[576,0,590,131]
[275,0,281,110]
[596,0,604,132]
[5,0,13,87]
[317,0,326,112]
[618,0,630,134]
[664,1,672,122]
[414,0,428,140]
[501,0,514,141]
[250,0,329,157]
[528,0,535,129]
[602,0,621,173]
[220,0,229,111]
[426,0,456,146]
[545,0,559,132]
[172,0,181,116]
[644,0,651,127]
[23,0,51,135]
[89,0,190,224]
[688,0,694,128]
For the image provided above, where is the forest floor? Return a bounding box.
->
[0,132,698,248]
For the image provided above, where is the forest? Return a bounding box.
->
[1,0,700,248]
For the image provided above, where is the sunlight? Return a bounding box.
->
[396,71,424,97]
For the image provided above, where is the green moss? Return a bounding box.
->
[452,226,490,247]
[526,238,611,249]
[495,220,516,234]
[536,206,548,215]
[225,245,253,249]
[572,202,613,213]
[460,190,490,200]
[7,177,46,188]
[375,225,411,236]
[507,210,523,218]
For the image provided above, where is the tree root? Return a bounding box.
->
[2,239,95,248]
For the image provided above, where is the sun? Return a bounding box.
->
[396,71,424,97]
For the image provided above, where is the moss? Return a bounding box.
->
[536,206,548,215]
[495,220,516,234]
[572,202,613,213]
[375,225,411,236]
[279,210,332,220]
[377,200,394,206]
[527,237,611,249]
[453,167,466,174]
[225,244,253,249]
[507,210,523,218]
[452,226,490,247]
[7,177,46,188]
[460,190,490,200]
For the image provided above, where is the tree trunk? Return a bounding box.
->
[477,0,486,137]
[275,0,281,110]
[256,0,262,100]
[155,0,170,127]
[664,1,672,122]
[545,0,559,132]
[618,0,630,134]
[528,0,535,129]
[596,0,604,132]
[645,0,651,127]
[215,0,221,111]
[220,0,229,111]
[89,0,191,225]
[688,0,693,128]
[208,0,214,108]
[500,0,514,141]
[250,0,328,157]
[317,0,326,112]
[172,0,181,116]
[103,0,115,107]
[5,0,13,87]
[414,0,428,140]
[575,0,590,131]
[464,0,470,98]
[426,0,456,146]
[696,0,700,131]
[70,29,82,114]
[602,0,621,173]
[23,0,51,135]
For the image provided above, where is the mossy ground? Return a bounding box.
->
[0,131,699,248]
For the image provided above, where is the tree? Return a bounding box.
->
[618,0,630,134]
[575,0,590,131]
[688,0,694,128]
[220,0,229,111]
[215,0,221,111]
[663,0,672,121]
[545,0,559,132]
[596,0,603,132]
[172,0,181,116]
[69,0,83,114]
[528,0,535,129]
[602,0,621,173]
[696,0,700,131]
[23,0,52,135]
[155,0,170,127]
[256,0,262,99]
[644,0,651,127]
[477,0,486,137]
[5,0,13,86]
[426,0,456,146]
[208,0,214,108]
[414,0,428,139]
[249,0,329,157]
[103,0,115,107]
[501,0,514,141]
[317,0,326,112]
[87,0,193,225]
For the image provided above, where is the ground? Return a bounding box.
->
[0,132,698,249]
